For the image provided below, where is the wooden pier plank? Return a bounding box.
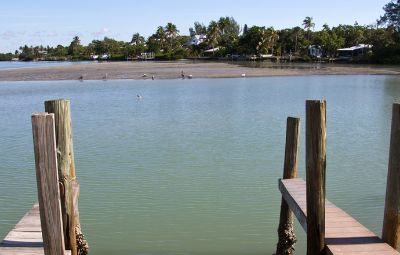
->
[279,178,400,255]
[1,204,42,248]
[0,204,70,255]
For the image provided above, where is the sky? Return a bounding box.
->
[0,0,390,53]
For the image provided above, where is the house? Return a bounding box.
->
[308,45,322,58]
[186,34,207,46]
[38,50,48,56]
[100,54,109,60]
[337,44,372,60]
[139,52,155,60]
[203,47,220,54]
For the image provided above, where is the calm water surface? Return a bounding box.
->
[1,76,400,255]
[0,61,93,70]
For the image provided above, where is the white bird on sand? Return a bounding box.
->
[241,73,246,77]
[142,74,147,77]
[188,75,193,79]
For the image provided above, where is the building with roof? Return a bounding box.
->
[337,44,373,60]
[185,34,207,46]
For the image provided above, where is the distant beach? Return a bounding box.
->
[0,61,399,81]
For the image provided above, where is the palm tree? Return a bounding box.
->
[68,36,82,56]
[155,26,166,50]
[256,27,279,55]
[72,36,81,46]
[206,21,220,55]
[302,16,315,41]
[164,23,179,52]
[268,29,279,55]
[303,16,315,31]
[165,22,179,38]
[194,22,207,35]
[218,17,230,35]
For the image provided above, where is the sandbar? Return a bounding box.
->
[0,61,399,81]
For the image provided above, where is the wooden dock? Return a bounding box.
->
[279,178,400,255]
[0,204,71,255]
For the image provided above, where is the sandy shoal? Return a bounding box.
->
[0,61,399,81]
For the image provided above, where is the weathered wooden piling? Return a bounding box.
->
[276,100,400,255]
[32,113,66,255]
[44,99,88,255]
[305,100,326,255]
[276,117,300,255]
[382,103,400,248]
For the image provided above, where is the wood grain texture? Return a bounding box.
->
[276,117,300,255]
[382,103,400,248]
[283,117,301,179]
[45,99,78,255]
[0,204,71,255]
[306,100,326,255]
[279,178,400,255]
[31,113,65,255]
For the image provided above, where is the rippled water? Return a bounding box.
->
[1,76,400,255]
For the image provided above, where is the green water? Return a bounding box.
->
[1,76,399,254]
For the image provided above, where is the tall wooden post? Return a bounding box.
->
[276,117,300,255]
[306,100,326,255]
[45,99,88,255]
[32,113,66,255]
[382,103,400,248]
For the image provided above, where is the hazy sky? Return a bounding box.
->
[0,0,390,52]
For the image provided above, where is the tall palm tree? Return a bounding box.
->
[255,27,279,55]
[218,17,230,35]
[155,26,166,50]
[302,16,315,31]
[164,23,179,52]
[302,16,315,41]
[268,29,279,55]
[206,21,220,55]
[165,22,179,38]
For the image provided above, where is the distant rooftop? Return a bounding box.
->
[337,44,373,51]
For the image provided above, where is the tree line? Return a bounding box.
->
[1,0,399,63]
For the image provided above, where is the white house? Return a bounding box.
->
[100,54,110,60]
[186,34,207,46]
[337,44,372,60]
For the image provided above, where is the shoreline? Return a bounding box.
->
[0,61,399,81]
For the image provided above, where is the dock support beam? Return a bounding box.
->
[32,113,66,255]
[382,103,400,248]
[306,100,326,255]
[276,117,300,255]
[45,99,88,255]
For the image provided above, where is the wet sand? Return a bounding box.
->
[0,61,399,81]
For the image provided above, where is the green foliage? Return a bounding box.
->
[0,53,13,61]
[238,26,278,55]
[378,0,400,31]
[190,22,206,35]
[206,21,220,51]
[68,36,83,57]
[5,8,400,64]
[108,54,126,61]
